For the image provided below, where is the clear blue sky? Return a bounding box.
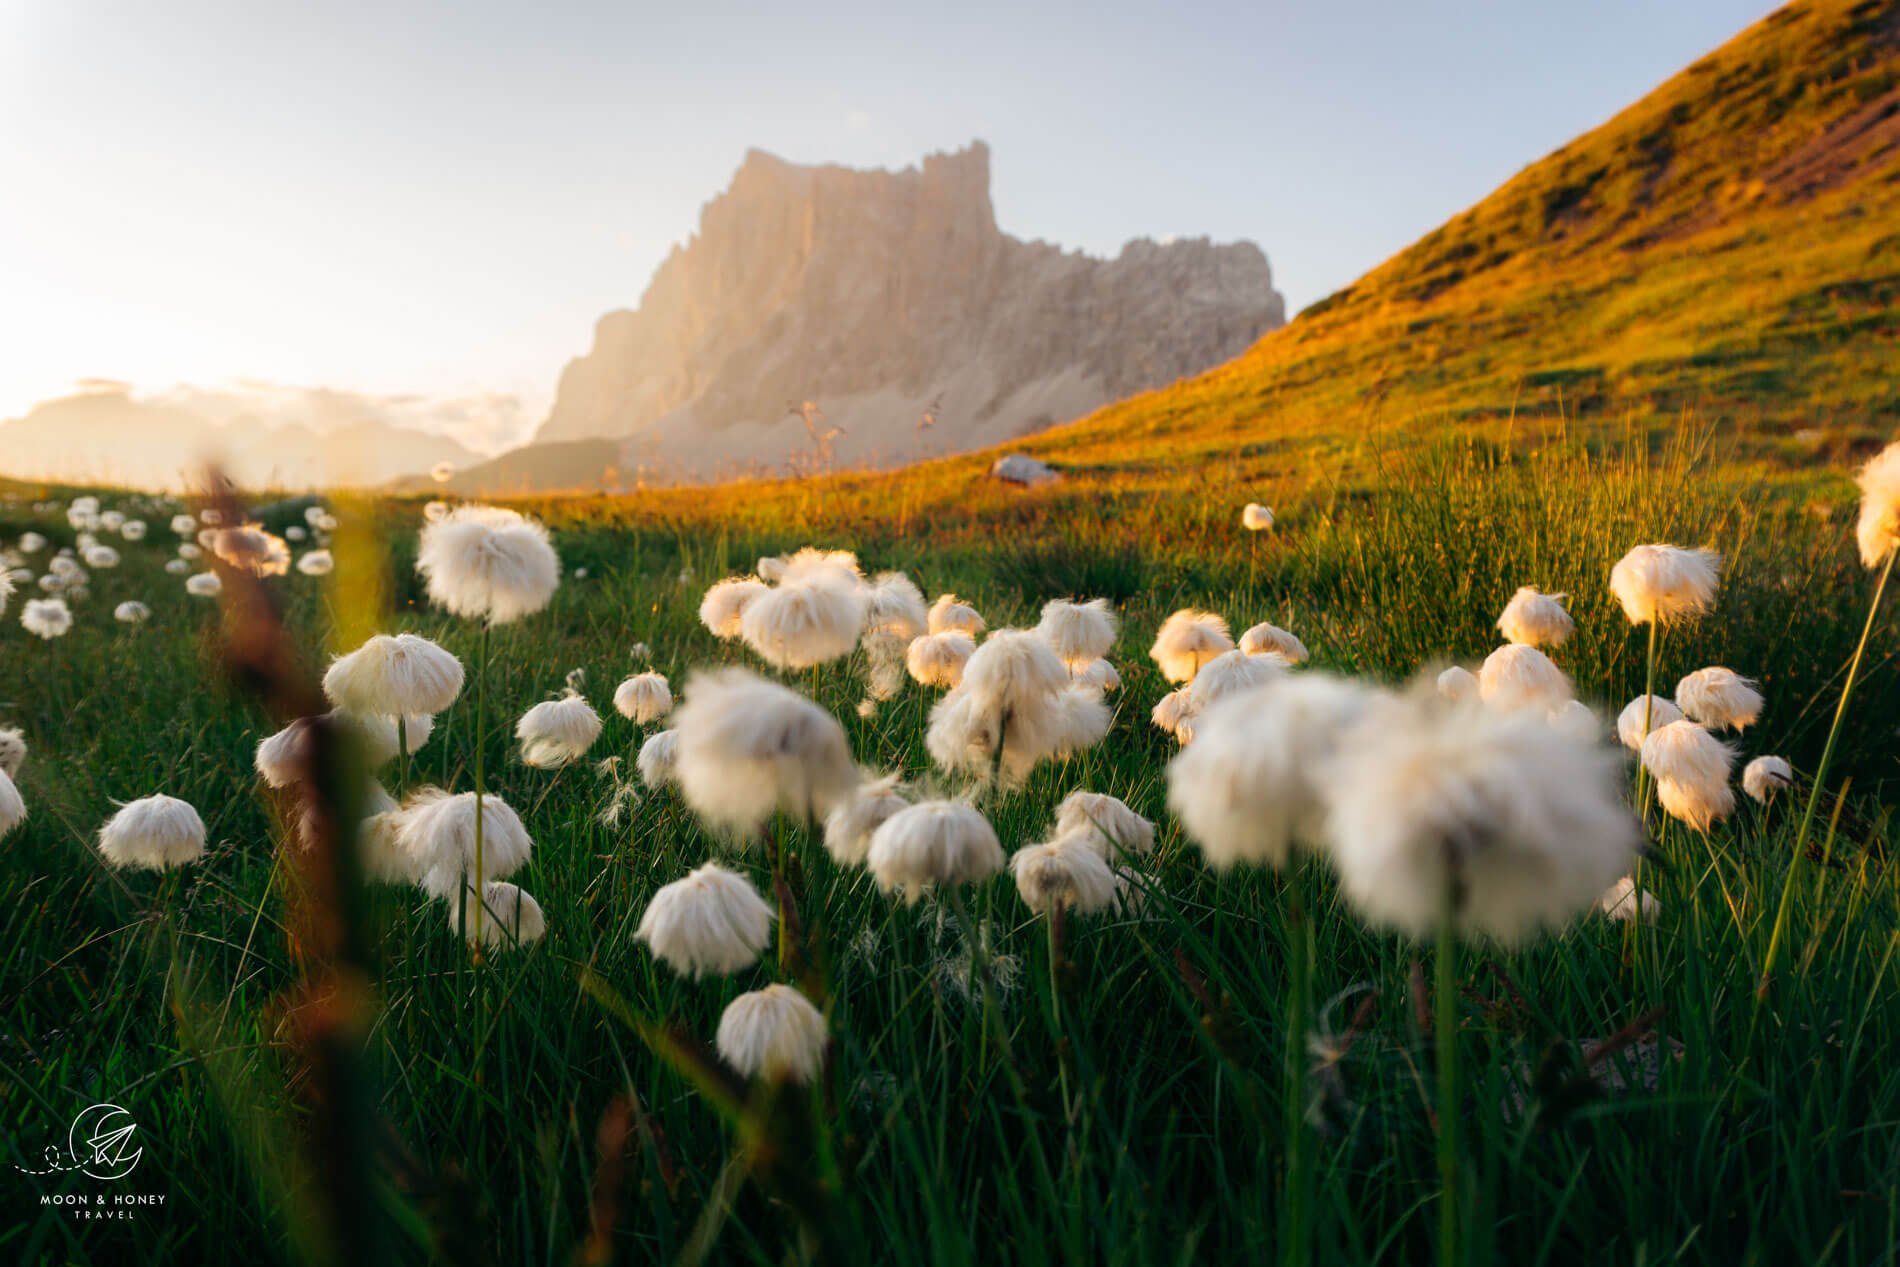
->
[0,0,1779,451]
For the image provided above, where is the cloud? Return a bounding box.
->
[137,381,537,455]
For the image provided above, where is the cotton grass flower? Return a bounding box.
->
[739,579,867,669]
[415,504,560,625]
[823,773,911,865]
[865,572,928,639]
[716,984,827,1084]
[1150,609,1233,683]
[396,787,534,898]
[516,692,603,768]
[1640,720,1736,832]
[1616,695,1684,749]
[1599,875,1660,923]
[699,576,769,639]
[928,593,985,636]
[1743,755,1794,803]
[906,631,975,687]
[1169,673,1378,869]
[19,531,47,553]
[1496,587,1573,648]
[1151,686,1194,737]
[286,525,307,542]
[458,882,546,949]
[1035,598,1117,669]
[613,671,673,724]
[1322,690,1639,942]
[1187,648,1285,712]
[1548,699,1601,745]
[1075,658,1120,691]
[1241,503,1275,531]
[1854,441,1900,568]
[178,542,202,559]
[0,768,24,840]
[169,514,196,536]
[672,668,858,836]
[637,729,680,789]
[97,795,206,871]
[866,800,1003,902]
[1238,622,1307,663]
[114,601,150,624]
[1674,666,1763,731]
[1436,664,1479,703]
[636,862,775,976]
[324,633,465,716]
[120,520,146,541]
[1012,835,1120,914]
[296,550,334,576]
[164,559,190,576]
[186,571,222,597]
[0,726,25,779]
[21,598,72,639]
[1053,790,1154,859]
[1609,544,1721,625]
[772,547,862,589]
[1478,644,1573,712]
[82,545,120,569]
[926,632,1086,788]
[208,525,291,577]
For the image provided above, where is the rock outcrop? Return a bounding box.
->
[525,141,1284,482]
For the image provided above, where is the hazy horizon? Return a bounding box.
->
[2,0,1779,456]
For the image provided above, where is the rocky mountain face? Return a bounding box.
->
[521,142,1284,483]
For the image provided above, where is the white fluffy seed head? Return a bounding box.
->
[672,668,859,837]
[1238,622,1307,663]
[1599,875,1660,923]
[0,726,25,779]
[516,692,603,768]
[185,571,222,597]
[396,787,534,898]
[83,545,120,569]
[1478,644,1573,712]
[866,800,1004,903]
[415,504,560,625]
[961,630,1069,707]
[1035,598,1117,668]
[906,631,975,688]
[1053,790,1155,859]
[1322,690,1640,943]
[1640,720,1736,832]
[1496,587,1574,648]
[613,672,673,724]
[716,984,827,1084]
[1242,503,1275,531]
[773,547,863,590]
[1615,695,1684,750]
[296,550,335,576]
[1674,666,1763,732]
[699,577,769,639]
[113,601,150,624]
[207,525,291,577]
[865,572,928,640]
[0,768,25,839]
[1855,442,1900,568]
[22,598,73,639]
[1742,755,1794,803]
[1150,609,1234,683]
[1609,544,1721,625]
[1548,699,1602,745]
[98,794,206,871]
[1151,686,1194,737]
[739,579,867,669]
[1168,674,1379,869]
[823,773,911,866]
[636,862,775,977]
[170,514,197,536]
[458,882,547,949]
[1075,658,1121,691]
[637,729,681,789]
[323,633,465,716]
[1012,835,1120,915]
[927,593,985,636]
[1436,665,1479,703]
[1187,649,1286,712]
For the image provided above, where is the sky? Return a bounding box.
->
[0,0,1780,454]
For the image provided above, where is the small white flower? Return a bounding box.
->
[636,862,775,976]
[716,984,827,1084]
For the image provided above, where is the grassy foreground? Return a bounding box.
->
[4,428,1900,1266]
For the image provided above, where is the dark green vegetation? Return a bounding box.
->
[4,427,1900,1265]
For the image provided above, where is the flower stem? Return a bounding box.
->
[473,622,489,959]
[1436,885,1460,1267]
[1758,548,1895,1003]
[1283,859,1313,1267]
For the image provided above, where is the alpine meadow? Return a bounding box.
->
[6,2,1900,1266]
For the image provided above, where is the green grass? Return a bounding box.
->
[5,425,1900,1265]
